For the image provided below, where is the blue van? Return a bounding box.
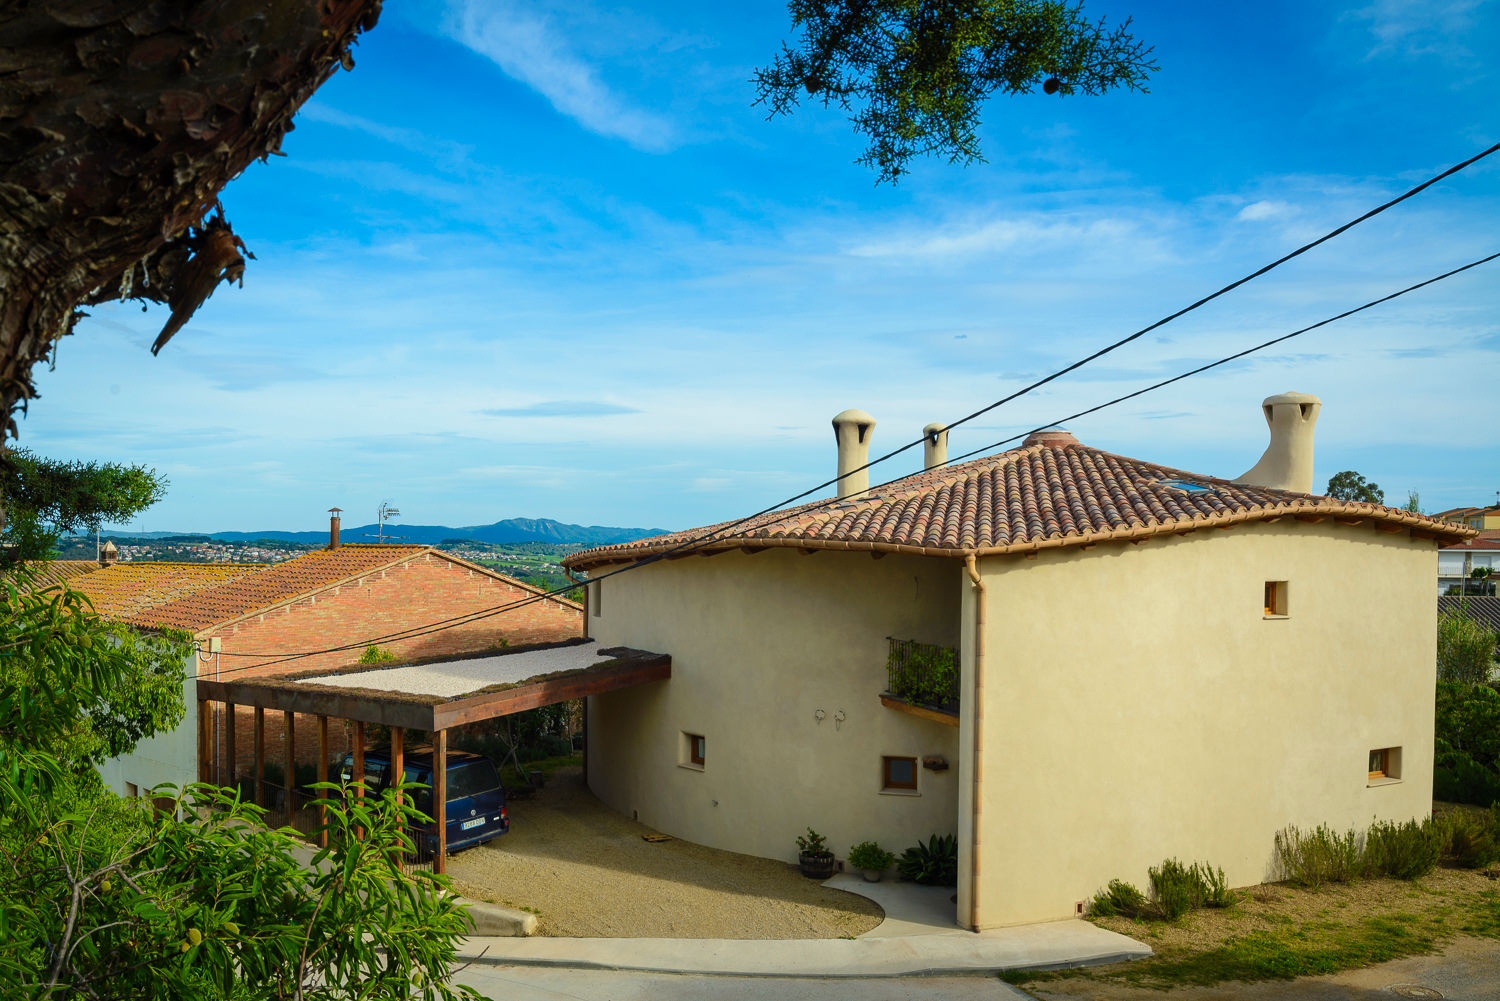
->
[337,745,509,854]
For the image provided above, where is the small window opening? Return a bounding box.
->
[882,755,918,791]
[680,732,705,770]
[1264,580,1288,617]
[1369,746,1401,782]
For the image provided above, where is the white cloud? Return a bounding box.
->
[1236,200,1292,222]
[1350,0,1485,63]
[444,0,675,152]
[297,104,475,169]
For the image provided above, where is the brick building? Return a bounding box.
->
[73,541,583,794]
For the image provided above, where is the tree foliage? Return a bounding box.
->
[756,0,1157,182]
[0,573,480,999]
[1438,608,1498,686]
[1325,470,1384,504]
[0,449,167,565]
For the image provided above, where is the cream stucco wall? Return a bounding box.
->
[964,520,1438,928]
[586,549,964,866]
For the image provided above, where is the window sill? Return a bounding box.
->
[678,762,704,773]
[1262,614,1290,620]
[1366,776,1402,788]
[878,788,920,797]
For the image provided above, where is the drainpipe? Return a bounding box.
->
[964,553,986,932]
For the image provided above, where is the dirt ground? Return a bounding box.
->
[444,766,884,938]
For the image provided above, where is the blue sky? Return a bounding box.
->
[28,0,1500,534]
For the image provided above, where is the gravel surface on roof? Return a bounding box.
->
[294,642,616,698]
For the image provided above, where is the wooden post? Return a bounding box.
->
[225,702,238,794]
[581,697,589,787]
[353,720,365,840]
[391,726,405,871]
[282,710,295,817]
[434,728,447,874]
[197,699,211,783]
[253,707,265,809]
[316,714,329,848]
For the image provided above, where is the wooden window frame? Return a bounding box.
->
[882,755,918,791]
[686,733,705,767]
[1368,748,1388,779]
[1264,580,1288,617]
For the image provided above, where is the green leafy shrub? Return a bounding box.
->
[1437,610,1498,684]
[1148,858,1203,920]
[796,827,831,856]
[886,639,960,708]
[1196,861,1234,908]
[1432,809,1499,869]
[358,643,397,664]
[898,833,958,886]
[1088,879,1147,918]
[1434,681,1500,807]
[1365,819,1440,879]
[848,840,895,872]
[1274,824,1362,887]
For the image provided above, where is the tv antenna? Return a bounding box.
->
[366,501,405,543]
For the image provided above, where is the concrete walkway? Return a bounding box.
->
[455,873,1151,978]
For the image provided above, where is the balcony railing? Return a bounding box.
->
[883,637,960,720]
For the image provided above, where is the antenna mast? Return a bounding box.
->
[366,501,405,543]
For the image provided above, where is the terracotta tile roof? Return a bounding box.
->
[67,562,263,623]
[1445,537,1500,551]
[565,431,1474,569]
[12,559,100,587]
[130,544,429,633]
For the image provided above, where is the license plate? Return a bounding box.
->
[460,818,486,831]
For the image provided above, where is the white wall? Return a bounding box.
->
[96,654,199,798]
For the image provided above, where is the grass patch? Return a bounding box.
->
[1010,867,1500,993]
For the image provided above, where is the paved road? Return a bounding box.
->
[455,967,1029,1000]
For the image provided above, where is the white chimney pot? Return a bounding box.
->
[1233,391,1321,493]
[923,423,949,470]
[832,409,877,499]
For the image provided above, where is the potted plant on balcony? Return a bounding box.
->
[796,827,837,880]
[847,840,895,882]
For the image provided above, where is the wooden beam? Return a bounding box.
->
[434,729,447,875]
[879,694,959,728]
[1295,513,1325,523]
[392,725,405,872]
[1335,517,1363,526]
[253,707,265,809]
[434,657,671,730]
[197,700,211,783]
[1374,522,1403,533]
[225,701,237,792]
[283,710,295,816]
[353,720,365,841]
[196,677,435,730]
[316,714,329,848]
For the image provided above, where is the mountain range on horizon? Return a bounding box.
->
[106,517,669,548]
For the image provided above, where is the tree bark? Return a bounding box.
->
[0,0,384,465]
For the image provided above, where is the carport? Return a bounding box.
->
[194,638,670,872]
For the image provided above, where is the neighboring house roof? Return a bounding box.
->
[123,544,581,635]
[565,430,1474,569]
[1443,537,1500,552]
[15,559,100,586]
[129,544,431,633]
[1438,596,1500,637]
[68,562,264,624]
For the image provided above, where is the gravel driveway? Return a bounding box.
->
[444,766,884,938]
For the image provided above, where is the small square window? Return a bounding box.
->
[1264,580,1288,617]
[680,732,705,770]
[882,755,917,791]
[1369,746,1401,782]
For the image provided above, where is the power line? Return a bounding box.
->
[194,247,1500,678]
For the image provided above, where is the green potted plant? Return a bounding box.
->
[847,840,895,882]
[796,827,837,880]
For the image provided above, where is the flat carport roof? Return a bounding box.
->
[196,638,671,730]
[194,638,670,872]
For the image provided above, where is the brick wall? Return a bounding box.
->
[197,553,582,784]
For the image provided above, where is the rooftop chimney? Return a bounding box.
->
[832,409,876,499]
[923,423,949,470]
[328,507,342,550]
[97,539,118,568]
[1233,392,1321,493]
